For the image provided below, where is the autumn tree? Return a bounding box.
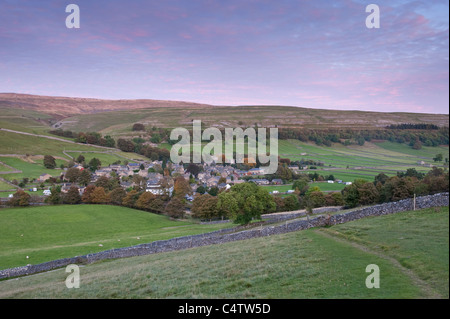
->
[173,176,191,198]
[7,190,31,207]
[90,187,108,204]
[358,182,380,205]
[136,191,157,210]
[108,187,127,206]
[122,189,140,207]
[191,194,220,220]
[165,196,185,219]
[81,185,96,203]
[63,186,81,204]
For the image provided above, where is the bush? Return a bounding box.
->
[7,190,31,207]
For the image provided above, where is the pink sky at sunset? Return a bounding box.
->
[0,0,448,114]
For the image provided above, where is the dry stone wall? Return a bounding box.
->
[0,192,448,279]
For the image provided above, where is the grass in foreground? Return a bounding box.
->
[0,207,447,299]
[0,205,232,270]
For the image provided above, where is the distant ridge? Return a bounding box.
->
[0,93,448,129]
[0,93,216,117]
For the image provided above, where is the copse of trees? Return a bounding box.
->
[49,129,116,148]
[342,168,449,208]
[386,123,440,130]
[277,127,449,148]
[117,138,171,162]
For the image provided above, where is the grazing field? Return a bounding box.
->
[0,180,16,191]
[0,156,66,181]
[0,129,109,158]
[0,205,233,270]
[278,139,448,182]
[0,206,447,299]
[64,152,135,166]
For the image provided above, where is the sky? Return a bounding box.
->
[0,0,448,114]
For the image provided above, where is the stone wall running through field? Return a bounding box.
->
[0,193,448,279]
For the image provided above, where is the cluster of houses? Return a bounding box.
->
[36,160,288,198]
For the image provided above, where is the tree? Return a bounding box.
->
[275,164,292,181]
[196,185,207,194]
[78,169,91,186]
[136,191,157,210]
[217,182,275,225]
[165,196,185,219]
[117,139,135,152]
[95,176,113,191]
[173,176,191,198]
[76,154,85,163]
[46,186,62,205]
[43,155,56,169]
[65,167,81,183]
[412,140,422,150]
[81,185,96,203]
[358,182,379,205]
[186,163,201,177]
[7,190,31,207]
[63,186,81,204]
[88,158,102,171]
[132,123,146,131]
[108,187,127,206]
[90,187,109,204]
[433,153,443,162]
[374,173,389,185]
[122,189,140,207]
[331,192,344,206]
[306,189,326,208]
[191,194,220,220]
[283,194,300,211]
[292,177,309,195]
[342,184,359,208]
[207,186,219,196]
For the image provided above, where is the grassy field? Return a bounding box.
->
[64,152,135,166]
[0,206,447,299]
[0,180,16,191]
[0,129,109,158]
[0,156,66,181]
[0,204,233,270]
[278,139,448,183]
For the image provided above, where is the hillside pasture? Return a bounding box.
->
[0,206,447,299]
[0,204,233,270]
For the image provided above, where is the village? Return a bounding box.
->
[32,160,288,199]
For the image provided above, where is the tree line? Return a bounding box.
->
[49,129,116,148]
[277,127,449,148]
[6,166,448,225]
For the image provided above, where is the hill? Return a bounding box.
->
[0,93,214,118]
[1,93,448,133]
